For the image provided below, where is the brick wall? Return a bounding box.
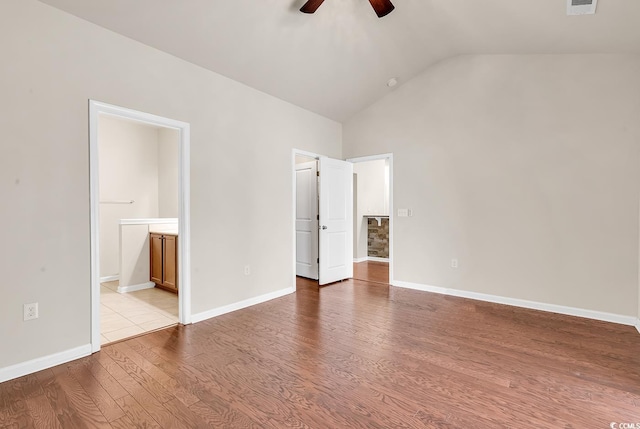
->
[367,217,389,258]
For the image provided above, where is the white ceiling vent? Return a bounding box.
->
[567,0,598,15]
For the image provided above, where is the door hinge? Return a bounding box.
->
[317,258,319,263]
[317,214,319,220]
[317,171,320,177]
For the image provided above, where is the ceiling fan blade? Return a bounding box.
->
[368,0,395,18]
[300,0,326,14]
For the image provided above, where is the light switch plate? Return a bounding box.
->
[398,209,408,217]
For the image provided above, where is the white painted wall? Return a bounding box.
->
[295,154,316,164]
[98,116,161,278]
[0,0,340,370]
[353,160,388,259]
[344,54,640,318]
[157,128,179,218]
[119,224,152,288]
[99,118,178,279]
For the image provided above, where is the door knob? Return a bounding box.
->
[321,225,328,230]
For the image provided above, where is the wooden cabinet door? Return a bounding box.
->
[163,235,178,291]
[150,233,164,286]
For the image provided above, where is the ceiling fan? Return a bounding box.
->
[300,0,395,18]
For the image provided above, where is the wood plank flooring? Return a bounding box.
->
[353,260,389,284]
[2,277,640,428]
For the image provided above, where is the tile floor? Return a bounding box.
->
[100,281,178,345]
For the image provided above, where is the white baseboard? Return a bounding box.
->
[636,319,640,334]
[192,286,295,324]
[100,275,119,283]
[117,281,155,293]
[367,257,389,263]
[392,280,637,327]
[353,257,390,263]
[394,280,447,295]
[0,344,92,383]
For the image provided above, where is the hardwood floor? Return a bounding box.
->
[2,277,640,428]
[353,260,389,284]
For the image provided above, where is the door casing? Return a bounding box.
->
[295,160,319,280]
[347,153,394,285]
[89,100,191,353]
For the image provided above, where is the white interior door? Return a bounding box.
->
[319,157,353,285]
[295,161,319,279]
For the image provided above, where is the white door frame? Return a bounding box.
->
[295,160,319,280]
[291,149,323,288]
[346,153,394,285]
[89,100,192,353]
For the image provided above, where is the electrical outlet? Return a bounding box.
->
[24,303,39,321]
[244,265,251,276]
[451,259,459,269]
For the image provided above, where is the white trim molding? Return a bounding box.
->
[291,149,323,291]
[354,257,390,263]
[89,100,192,354]
[0,345,91,383]
[346,153,394,285]
[99,275,119,283]
[117,281,155,294]
[119,218,178,225]
[635,319,640,334]
[367,257,389,263]
[394,280,448,295]
[192,287,295,324]
[393,280,638,327]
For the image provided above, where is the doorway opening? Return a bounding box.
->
[89,101,191,353]
[348,154,394,285]
[295,153,319,281]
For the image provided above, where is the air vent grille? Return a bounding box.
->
[567,0,597,15]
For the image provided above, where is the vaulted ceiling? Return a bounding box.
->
[38,0,640,121]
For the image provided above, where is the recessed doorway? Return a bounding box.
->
[89,100,191,352]
[348,154,394,285]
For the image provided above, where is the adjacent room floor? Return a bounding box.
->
[100,281,178,344]
[353,260,389,284]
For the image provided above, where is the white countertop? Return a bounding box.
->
[149,226,179,235]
